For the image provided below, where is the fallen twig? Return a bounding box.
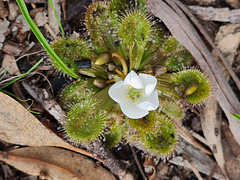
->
[130,145,148,180]
[22,81,66,125]
[173,121,212,156]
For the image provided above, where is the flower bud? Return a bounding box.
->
[93,77,106,88]
[183,82,198,97]
[95,52,111,65]
[107,72,114,80]
[153,65,167,76]
[107,62,117,71]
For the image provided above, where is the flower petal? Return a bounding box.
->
[120,101,149,119]
[136,101,154,111]
[146,91,159,110]
[139,73,157,96]
[136,91,159,111]
[123,70,143,89]
[108,81,128,103]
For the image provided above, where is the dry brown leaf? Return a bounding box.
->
[171,140,226,179]
[0,146,116,180]
[0,19,10,49]
[148,0,240,145]
[2,54,20,75]
[2,41,23,56]
[8,2,19,21]
[200,22,240,179]
[0,92,97,160]
[0,0,8,18]
[200,101,227,177]
[225,0,240,8]
[222,121,240,180]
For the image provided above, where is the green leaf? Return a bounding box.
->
[0,59,43,91]
[233,114,240,121]
[48,0,65,36]
[16,0,78,79]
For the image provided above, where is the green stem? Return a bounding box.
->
[0,59,43,91]
[48,0,65,36]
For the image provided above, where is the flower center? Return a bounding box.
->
[127,86,143,102]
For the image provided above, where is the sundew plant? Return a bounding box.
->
[49,0,210,155]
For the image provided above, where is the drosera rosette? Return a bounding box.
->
[49,0,212,157]
[65,98,107,142]
[123,112,178,156]
[59,78,100,110]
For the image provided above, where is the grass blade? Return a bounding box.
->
[233,114,240,121]
[48,0,65,36]
[0,59,43,91]
[16,0,78,79]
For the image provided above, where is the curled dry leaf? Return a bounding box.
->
[143,156,156,180]
[2,54,20,75]
[0,146,116,180]
[0,92,97,160]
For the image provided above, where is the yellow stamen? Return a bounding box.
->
[140,92,143,96]
[127,95,130,99]
[128,86,132,90]
[134,98,137,102]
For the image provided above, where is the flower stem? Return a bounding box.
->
[111,53,128,75]
[106,79,115,84]
[115,68,125,79]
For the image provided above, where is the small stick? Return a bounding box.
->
[62,0,67,20]
[174,121,212,155]
[130,145,148,180]
[31,3,36,9]
[190,162,203,180]
[44,23,57,39]
[191,131,208,146]
[182,154,203,180]
[207,163,218,180]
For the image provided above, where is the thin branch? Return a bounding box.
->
[130,145,148,180]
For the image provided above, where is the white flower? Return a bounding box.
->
[108,70,159,119]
